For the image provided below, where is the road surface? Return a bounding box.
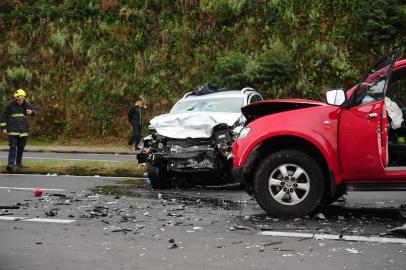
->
[0,151,137,163]
[0,174,405,270]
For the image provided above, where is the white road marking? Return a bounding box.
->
[259,231,406,244]
[0,216,76,224]
[0,186,66,192]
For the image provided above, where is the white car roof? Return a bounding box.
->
[181,89,259,101]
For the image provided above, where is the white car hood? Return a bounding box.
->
[149,111,242,139]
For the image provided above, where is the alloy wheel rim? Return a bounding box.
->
[268,163,310,206]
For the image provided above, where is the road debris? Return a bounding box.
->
[45,208,59,217]
[0,205,20,209]
[168,243,178,249]
[33,188,43,197]
[0,210,13,216]
[314,213,326,220]
[346,248,363,254]
[233,224,251,230]
[388,223,406,236]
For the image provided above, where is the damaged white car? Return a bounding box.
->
[139,84,262,188]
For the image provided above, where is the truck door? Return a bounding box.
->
[338,53,397,179]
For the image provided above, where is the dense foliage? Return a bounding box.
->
[0,0,405,141]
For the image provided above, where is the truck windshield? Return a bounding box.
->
[171,97,244,113]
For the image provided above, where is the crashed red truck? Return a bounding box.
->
[232,52,406,217]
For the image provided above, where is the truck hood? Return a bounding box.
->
[242,99,325,123]
[149,111,242,139]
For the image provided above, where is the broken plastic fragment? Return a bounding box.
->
[346,248,363,254]
[388,223,406,236]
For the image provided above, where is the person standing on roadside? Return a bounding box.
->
[0,89,36,173]
[128,97,144,151]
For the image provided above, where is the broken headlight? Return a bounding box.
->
[237,127,251,139]
[157,142,165,151]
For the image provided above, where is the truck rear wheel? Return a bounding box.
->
[254,150,325,217]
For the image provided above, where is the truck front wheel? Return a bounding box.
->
[254,150,325,218]
[147,164,169,188]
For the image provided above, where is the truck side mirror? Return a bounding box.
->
[326,89,346,106]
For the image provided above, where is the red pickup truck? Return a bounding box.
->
[232,52,406,217]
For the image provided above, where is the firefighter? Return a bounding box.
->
[0,89,37,173]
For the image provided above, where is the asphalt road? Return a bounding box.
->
[0,151,138,163]
[0,174,405,270]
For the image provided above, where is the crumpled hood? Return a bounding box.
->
[242,99,325,123]
[149,111,242,139]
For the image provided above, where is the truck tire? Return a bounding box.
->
[147,164,168,188]
[254,150,325,218]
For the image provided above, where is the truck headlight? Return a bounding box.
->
[238,127,251,139]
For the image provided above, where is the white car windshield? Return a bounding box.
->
[171,97,244,113]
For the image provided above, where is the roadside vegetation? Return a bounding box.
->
[0,160,145,177]
[0,0,405,143]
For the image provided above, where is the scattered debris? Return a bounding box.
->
[0,210,13,216]
[108,226,132,233]
[167,212,183,217]
[50,194,67,199]
[314,213,326,220]
[263,241,282,246]
[33,188,43,197]
[346,248,363,254]
[273,248,295,252]
[233,225,251,230]
[168,243,178,249]
[0,205,20,209]
[45,208,58,217]
[388,223,406,236]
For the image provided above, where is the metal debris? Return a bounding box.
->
[315,213,327,220]
[346,248,363,254]
[45,208,59,217]
[168,243,178,249]
[388,223,406,236]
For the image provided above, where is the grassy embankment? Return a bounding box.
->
[1,1,405,144]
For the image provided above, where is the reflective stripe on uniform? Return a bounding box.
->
[0,122,6,127]
[10,113,25,118]
[7,132,28,137]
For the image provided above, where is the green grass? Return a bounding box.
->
[0,160,145,177]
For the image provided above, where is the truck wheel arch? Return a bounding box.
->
[242,135,341,201]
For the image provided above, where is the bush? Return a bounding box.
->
[214,51,250,89]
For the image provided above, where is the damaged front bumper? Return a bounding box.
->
[152,149,223,172]
[140,125,237,176]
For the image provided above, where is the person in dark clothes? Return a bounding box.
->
[128,97,144,151]
[0,89,37,173]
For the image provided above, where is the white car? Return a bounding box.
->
[140,84,262,188]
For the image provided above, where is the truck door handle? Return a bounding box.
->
[367,113,378,119]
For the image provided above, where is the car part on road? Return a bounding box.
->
[388,223,406,236]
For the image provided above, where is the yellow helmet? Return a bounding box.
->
[14,89,26,98]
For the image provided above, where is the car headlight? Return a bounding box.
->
[238,127,251,139]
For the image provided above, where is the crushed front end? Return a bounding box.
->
[140,124,238,186]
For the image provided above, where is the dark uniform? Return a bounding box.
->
[128,104,142,150]
[0,99,36,169]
